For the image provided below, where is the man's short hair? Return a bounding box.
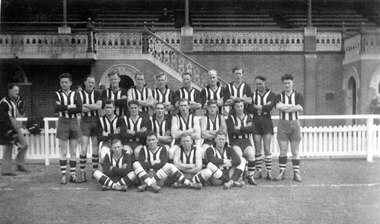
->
[146,131,157,139]
[255,76,267,82]
[215,130,227,137]
[85,75,95,81]
[59,73,72,81]
[104,99,115,106]
[182,72,193,78]
[128,100,140,107]
[232,98,244,107]
[154,102,165,109]
[281,73,294,82]
[108,70,119,78]
[207,99,218,107]
[7,83,19,90]
[180,133,192,140]
[178,98,189,105]
[134,73,145,79]
[232,67,244,73]
[155,72,166,80]
[208,70,217,76]
[111,138,121,146]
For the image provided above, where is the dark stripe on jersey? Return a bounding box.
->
[99,116,119,134]
[124,116,143,141]
[151,117,167,136]
[0,97,17,118]
[153,88,172,103]
[180,146,197,164]
[230,114,250,139]
[131,86,149,112]
[206,115,222,131]
[80,90,98,117]
[105,88,124,116]
[280,91,298,121]
[253,89,272,115]
[204,86,223,113]
[177,114,194,131]
[55,90,77,118]
[179,88,197,103]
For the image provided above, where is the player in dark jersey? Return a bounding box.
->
[226,99,257,185]
[0,83,29,176]
[127,73,154,117]
[172,72,202,114]
[133,131,201,192]
[169,98,201,162]
[150,102,172,151]
[54,73,82,184]
[93,139,137,192]
[200,70,225,114]
[102,71,128,116]
[97,99,125,164]
[152,72,175,113]
[223,67,252,115]
[274,73,304,182]
[206,130,246,189]
[122,100,151,160]
[248,76,276,180]
[78,75,102,181]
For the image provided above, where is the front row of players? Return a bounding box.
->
[94,130,246,192]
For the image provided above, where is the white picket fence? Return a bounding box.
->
[1,115,379,165]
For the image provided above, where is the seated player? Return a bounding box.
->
[97,99,124,164]
[122,100,151,160]
[150,102,172,151]
[93,139,137,192]
[226,99,257,185]
[133,131,201,193]
[206,130,246,189]
[201,99,227,162]
[173,134,231,188]
[169,98,201,163]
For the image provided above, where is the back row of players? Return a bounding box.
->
[54,68,304,192]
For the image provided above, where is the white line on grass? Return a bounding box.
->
[1,183,380,191]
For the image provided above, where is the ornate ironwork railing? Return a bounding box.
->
[344,30,380,59]
[95,32,143,55]
[145,28,228,87]
[0,33,88,56]
[316,31,342,51]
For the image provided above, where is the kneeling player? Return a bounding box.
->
[133,131,200,193]
[206,130,246,189]
[173,134,231,188]
[93,139,137,192]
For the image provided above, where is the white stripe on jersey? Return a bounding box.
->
[106,89,123,116]
[56,91,77,118]
[253,90,272,115]
[124,116,143,141]
[230,114,250,138]
[131,87,149,111]
[176,114,194,131]
[153,88,172,103]
[151,118,167,136]
[99,116,118,134]
[179,88,197,102]
[0,97,17,118]
[204,86,223,101]
[280,91,299,121]
[228,83,246,98]
[80,90,98,117]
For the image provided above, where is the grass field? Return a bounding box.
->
[1,158,380,224]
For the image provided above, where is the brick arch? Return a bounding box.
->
[99,64,140,89]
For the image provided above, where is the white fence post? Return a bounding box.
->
[44,118,50,166]
[366,116,374,162]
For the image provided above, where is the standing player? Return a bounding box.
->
[173,134,231,188]
[172,72,202,113]
[200,100,227,163]
[122,100,151,160]
[78,75,102,181]
[102,71,128,116]
[200,70,224,114]
[274,73,304,182]
[226,99,257,185]
[223,67,252,114]
[206,130,246,189]
[248,76,276,180]
[152,72,175,113]
[169,98,201,163]
[97,99,124,164]
[127,73,155,117]
[93,139,137,192]
[133,132,200,192]
[0,83,29,176]
[150,102,172,151]
[54,73,82,184]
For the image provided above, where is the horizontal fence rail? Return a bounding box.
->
[0,115,379,165]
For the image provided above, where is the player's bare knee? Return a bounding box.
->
[206,162,218,172]
[201,168,212,179]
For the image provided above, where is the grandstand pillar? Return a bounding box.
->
[307,0,312,27]
[304,27,317,117]
[58,0,71,34]
[180,0,193,52]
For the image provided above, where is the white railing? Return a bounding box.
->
[1,115,379,165]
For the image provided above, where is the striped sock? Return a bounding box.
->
[265,154,272,171]
[212,169,230,183]
[255,154,263,172]
[172,170,190,185]
[59,160,67,176]
[134,166,150,185]
[193,173,206,185]
[153,169,168,182]
[92,154,99,170]
[79,154,86,172]
[99,175,115,188]
[119,175,133,186]
[231,168,243,181]
[69,160,76,176]
[247,160,256,177]
[279,156,287,171]
[292,159,300,173]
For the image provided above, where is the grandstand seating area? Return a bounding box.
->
[0,0,378,33]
